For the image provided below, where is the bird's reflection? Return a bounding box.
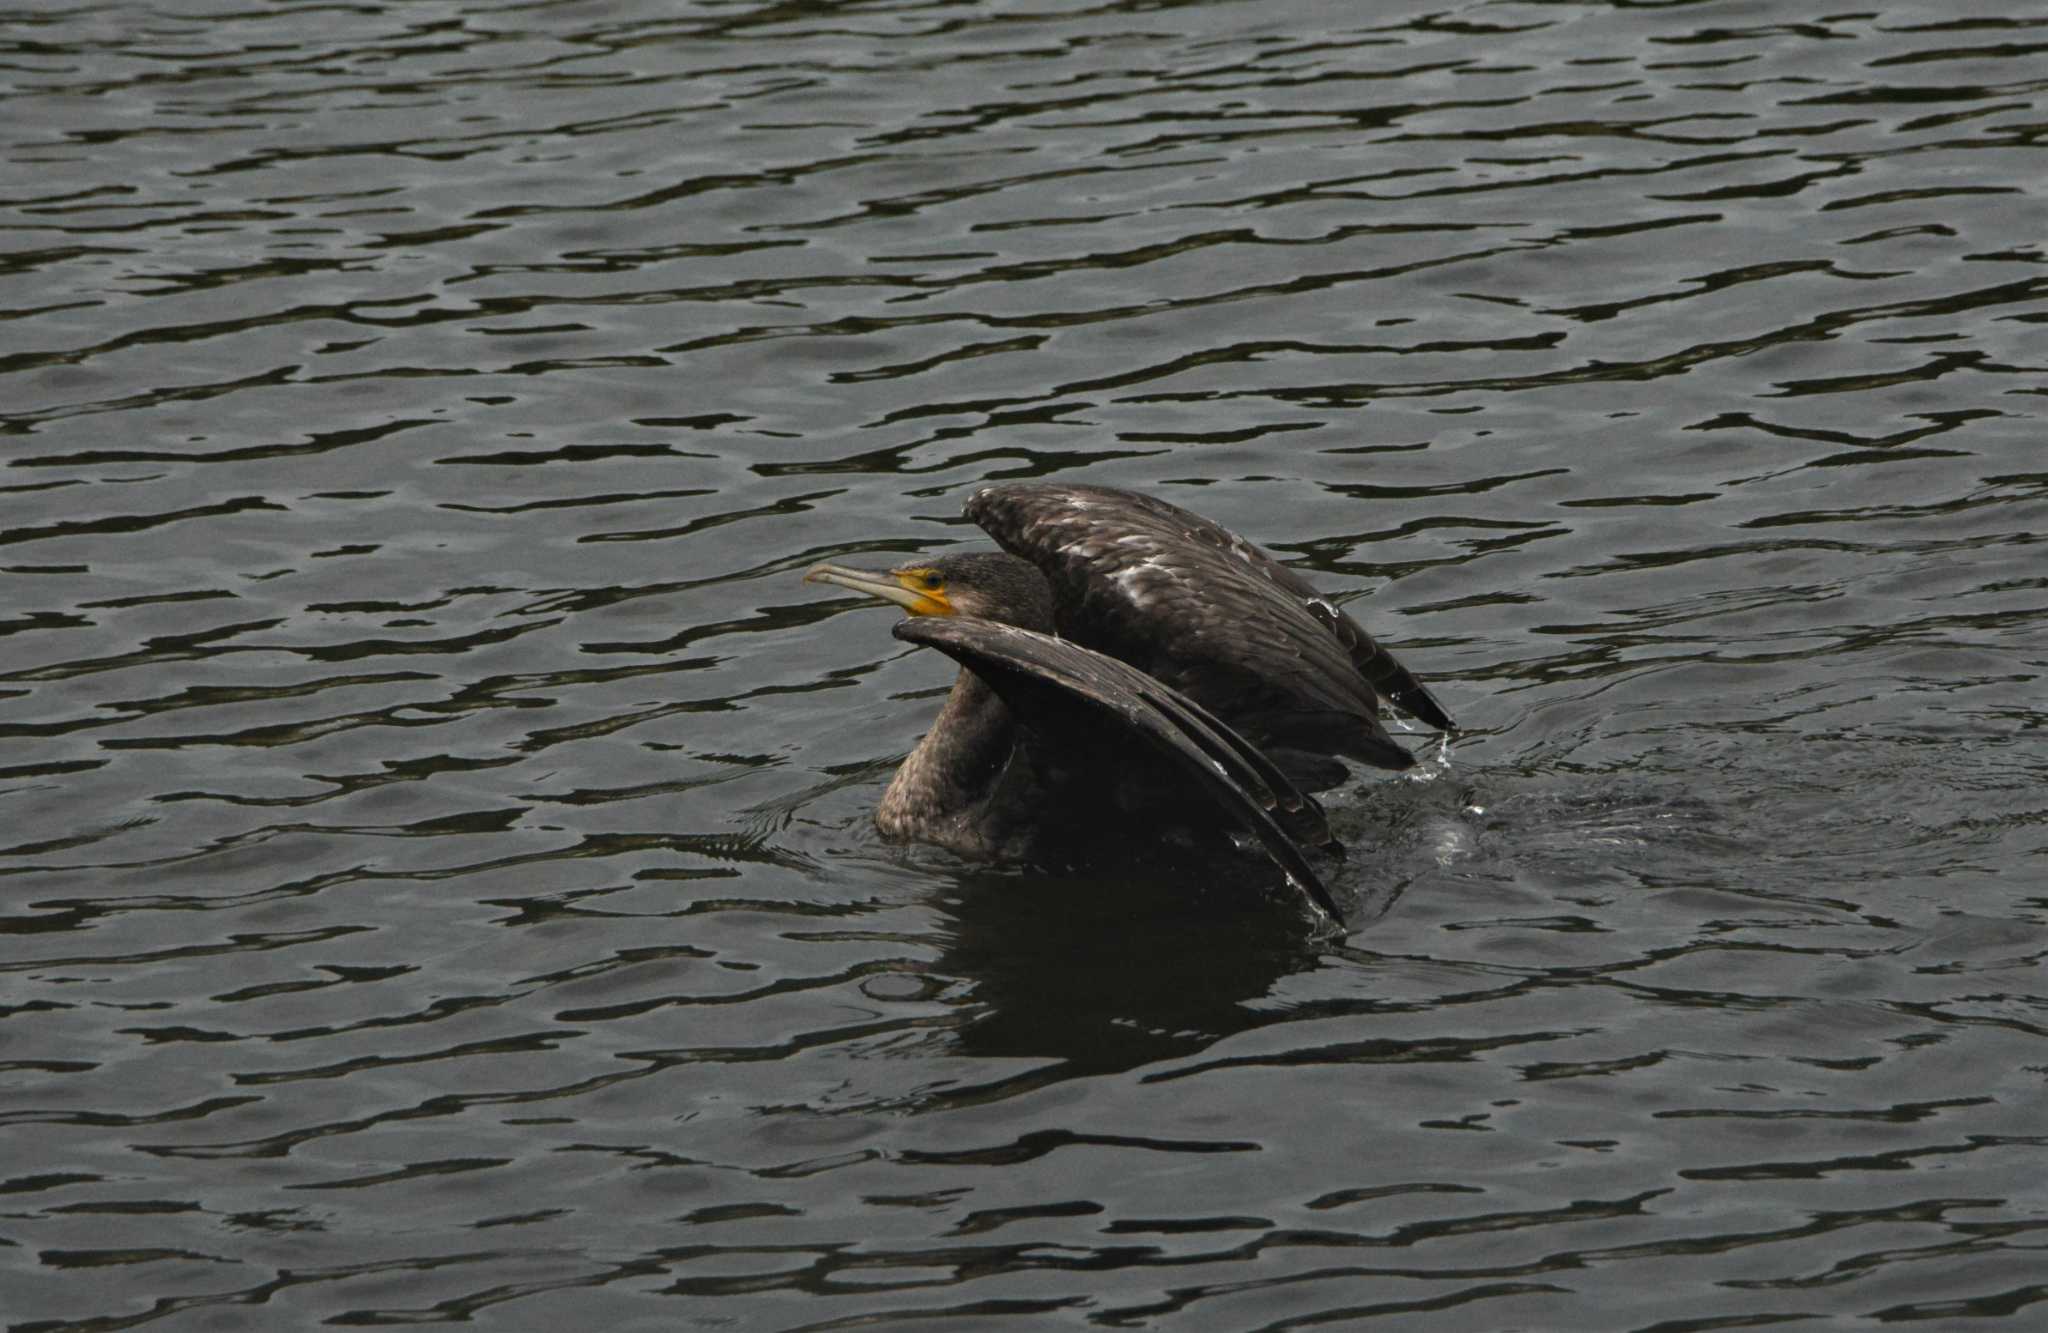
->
[927,867,1320,1078]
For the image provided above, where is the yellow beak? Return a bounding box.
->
[804,563,953,616]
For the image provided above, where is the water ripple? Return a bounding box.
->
[4,0,2045,1329]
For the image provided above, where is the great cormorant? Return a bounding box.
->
[804,483,1453,919]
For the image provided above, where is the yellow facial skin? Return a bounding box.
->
[804,563,955,617]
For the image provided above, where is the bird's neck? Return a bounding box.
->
[877,667,1014,840]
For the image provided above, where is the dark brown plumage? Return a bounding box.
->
[804,483,1453,920]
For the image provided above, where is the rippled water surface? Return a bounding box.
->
[4,1,2046,1328]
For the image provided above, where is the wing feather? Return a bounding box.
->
[965,483,1451,778]
[895,616,1340,922]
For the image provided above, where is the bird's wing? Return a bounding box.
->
[895,616,1341,922]
[965,483,1450,777]
[1297,596,1455,734]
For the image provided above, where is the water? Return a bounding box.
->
[3,1,2044,1328]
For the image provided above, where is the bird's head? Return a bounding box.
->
[804,551,1054,631]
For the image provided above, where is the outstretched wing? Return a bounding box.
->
[1296,591,1455,734]
[964,483,1452,782]
[895,616,1341,922]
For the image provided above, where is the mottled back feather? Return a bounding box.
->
[965,483,1450,783]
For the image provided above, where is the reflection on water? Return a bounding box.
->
[938,870,1320,1078]
[3,0,2045,1328]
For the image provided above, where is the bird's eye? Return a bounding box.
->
[922,574,942,590]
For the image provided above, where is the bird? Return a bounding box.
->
[802,483,1454,920]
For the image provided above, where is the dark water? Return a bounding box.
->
[4,1,2045,1328]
